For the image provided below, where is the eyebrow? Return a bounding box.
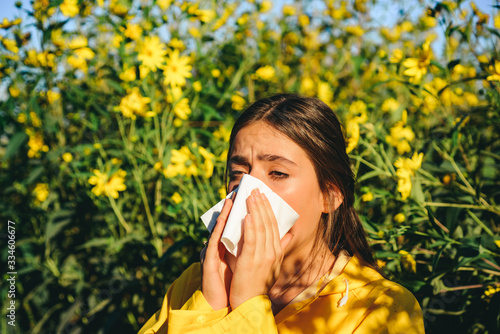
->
[228,154,297,167]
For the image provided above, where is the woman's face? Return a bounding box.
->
[228,121,327,254]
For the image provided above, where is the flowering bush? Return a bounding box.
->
[1,0,499,332]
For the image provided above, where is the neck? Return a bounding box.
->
[268,241,335,313]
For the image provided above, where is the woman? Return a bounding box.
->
[139,94,425,333]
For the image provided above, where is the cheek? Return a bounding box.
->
[276,179,324,226]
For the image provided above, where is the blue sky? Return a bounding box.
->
[3,0,497,23]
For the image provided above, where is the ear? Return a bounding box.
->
[321,185,344,213]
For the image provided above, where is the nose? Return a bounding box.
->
[248,169,273,190]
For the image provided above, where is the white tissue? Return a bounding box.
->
[200,174,299,256]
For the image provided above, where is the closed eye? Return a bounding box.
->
[270,171,288,180]
[229,170,246,181]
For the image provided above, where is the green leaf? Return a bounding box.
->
[25,166,44,185]
[447,59,461,70]
[2,132,27,161]
[76,237,114,250]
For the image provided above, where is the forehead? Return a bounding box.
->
[231,121,305,159]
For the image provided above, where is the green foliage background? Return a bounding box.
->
[1,0,499,333]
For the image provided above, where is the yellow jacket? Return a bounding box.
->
[138,256,425,333]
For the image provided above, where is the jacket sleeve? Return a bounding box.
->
[138,262,279,334]
[353,283,425,334]
[168,290,279,333]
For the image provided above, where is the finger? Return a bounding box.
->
[246,190,265,255]
[259,191,280,254]
[200,245,207,263]
[280,232,294,254]
[241,213,256,259]
[207,198,233,258]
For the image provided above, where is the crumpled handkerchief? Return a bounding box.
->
[200,174,299,256]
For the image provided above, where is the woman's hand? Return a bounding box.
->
[229,189,294,310]
[201,197,234,310]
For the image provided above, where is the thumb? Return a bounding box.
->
[280,232,294,252]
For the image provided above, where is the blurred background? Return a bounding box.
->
[0,0,499,333]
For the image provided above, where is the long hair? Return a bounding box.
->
[225,93,377,269]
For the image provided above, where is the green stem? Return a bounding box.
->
[350,155,391,177]
[466,209,494,237]
[108,195,132,233]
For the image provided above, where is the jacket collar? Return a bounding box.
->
[318,255,384,295]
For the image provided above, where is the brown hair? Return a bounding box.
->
[225,93,377,269]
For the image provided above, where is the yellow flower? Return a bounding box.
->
[30,111,41,127]
[171,192,183,204]
[399,250,416,273]
[318,81,333,105]
[198,146,215,178]
[386,111,415,155]
[260,1,272,13]
[486,60,500,82]
[167,87,191,120]
[389,49,403,64]
[495,240,500,248]
[118,88,151,119]
[298,15,310,27]
[211,69,221,78]
[345,119,360,154]
[219,186,227,199]
[402,41,433,83]
[361,192,374,202]
[112,34,123,48]
[376,259,386,268]
[67,42,95,72]
[349,101,368,122]
[381,98,400,113]
[138,36,167,72]
[124,23,142,40]
[1,37,19,54]
[164,146,198,178]
[394,213,406,223]
[255,65,275,81]
[213,4,236,30]
[33,183,49,203]
[421,16,437,28]
[300,77,315,95]
[213,125,231,142]
[62,152,73,162]
[173,118,183,127]
[163,49,192,87]
[119,66,137,82]
[169,38,185,51]
[0,18,22,29]
[27,130,48,158]
[283,5,296,16]
[394,152,424,200]
[495,13,500,29]
[192,81,202,92]
[231,93,246,111]
[157,0,172,11]
[345,25,365,37]
[110,0,129,16]
[196,9,216,23]
[60,0,79,17]
[17,113,26,123]
[47,90,60,104]
[88,169,127,199]
[188,27,200,37]
[9,86,20,98]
